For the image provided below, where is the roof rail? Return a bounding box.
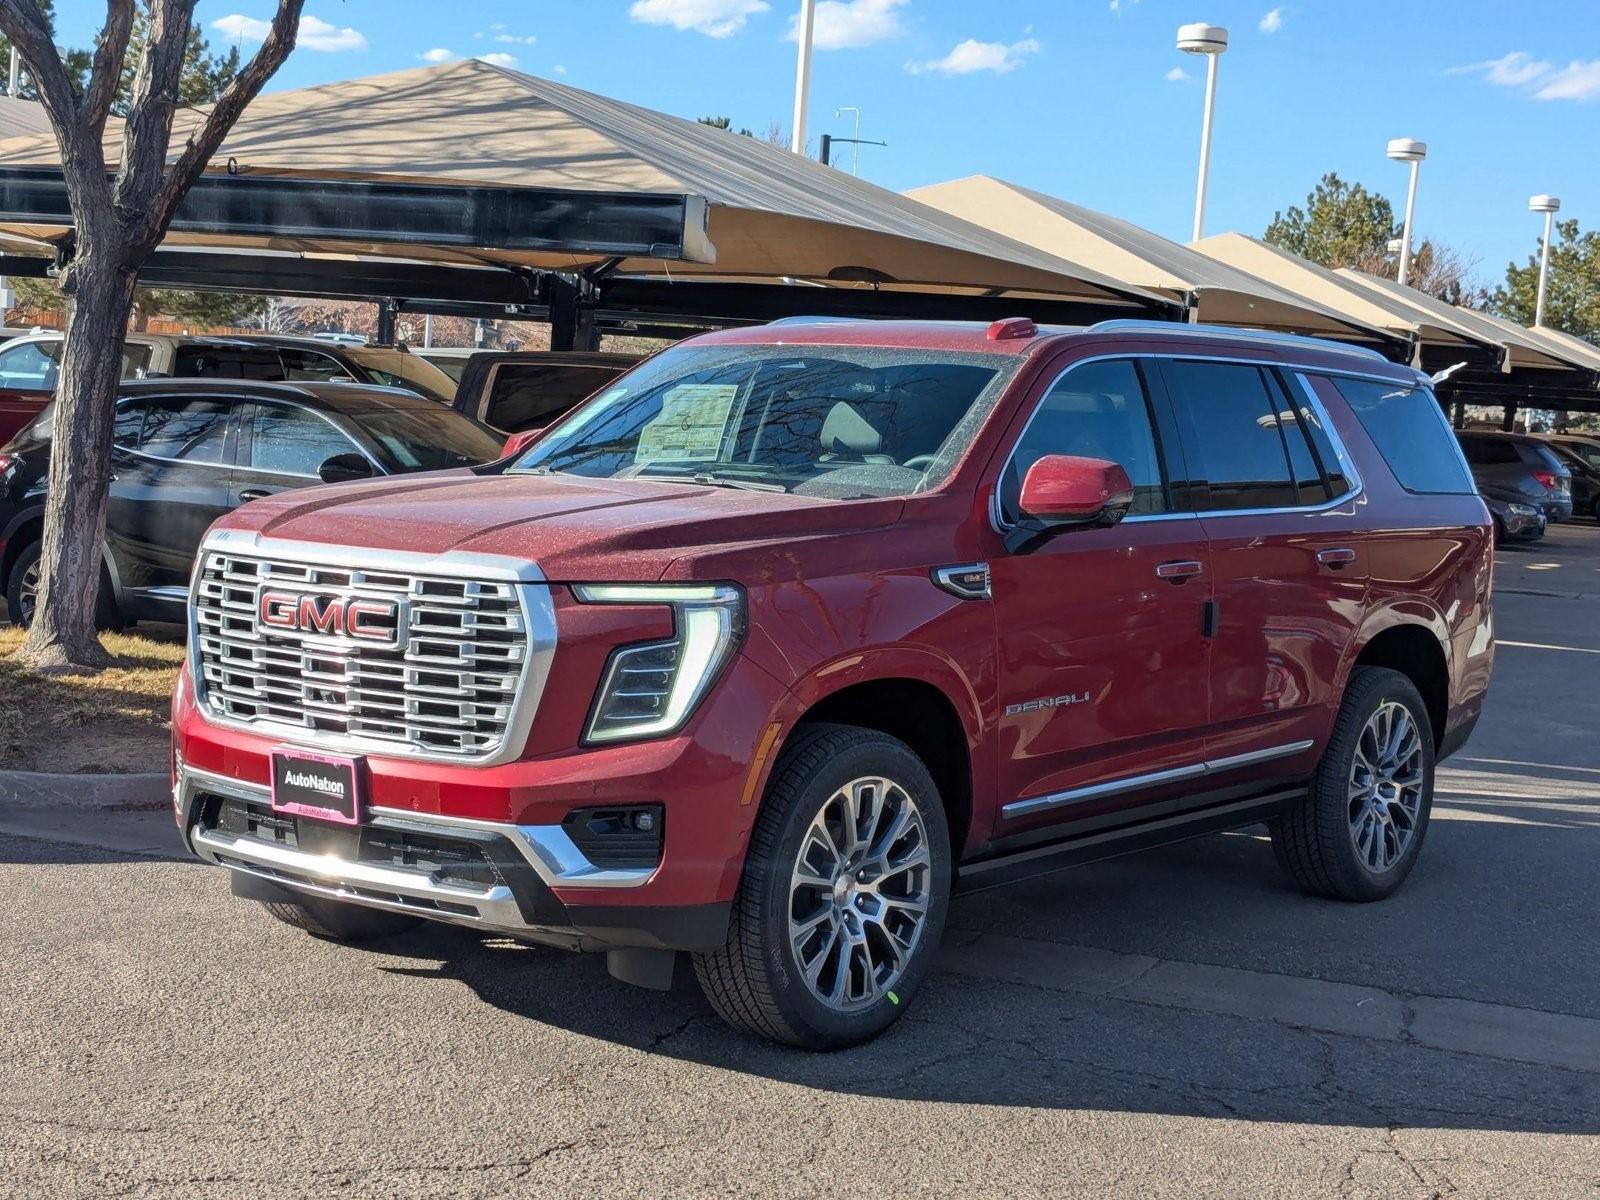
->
[1085,319,1389,363]
[766,315,869,326]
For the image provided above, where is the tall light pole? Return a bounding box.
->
[1529,194,1561,327]
[1177,23,1227,243]
[790,0,817,155]
[1386,138,1426,287]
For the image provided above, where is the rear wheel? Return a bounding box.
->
[261,895,422,943]
[693,723,951,1049]
[4,541,123,631]
[1272,667,1435,902]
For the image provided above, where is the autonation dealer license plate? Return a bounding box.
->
[270,748,364,825]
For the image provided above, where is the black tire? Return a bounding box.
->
[261,895,422,943]
[4,540,123,631]
[1272,666,1436,902]
[1491,516,1505,545]
[693,723,952,1050]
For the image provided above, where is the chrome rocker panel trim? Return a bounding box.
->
[1002,739,1315,819]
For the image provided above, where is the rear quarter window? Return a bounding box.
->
[1325,376,1474,495]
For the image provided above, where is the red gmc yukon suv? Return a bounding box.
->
[172,318,1494,1049]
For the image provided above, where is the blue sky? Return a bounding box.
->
[58,0,1600,289]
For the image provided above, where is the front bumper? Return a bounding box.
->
[175,763,731,951]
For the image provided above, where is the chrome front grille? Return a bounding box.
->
[192,550,536,761]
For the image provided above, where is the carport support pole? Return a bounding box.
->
[548,274,598,353]
[375,298,396,344]
[1502,404,1517,433]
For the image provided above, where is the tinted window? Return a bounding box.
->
[1558,440,1600,471]
[174,345,283,381]
[0,341,60,389]
[1162,360,1297,510]
[1329,377,1473,495]
[1001,358,1166,520]
[249,403,361,476]
[121,344,152,377]
[138,398,230,464]
[1277,375,1353,498]
[484,364,618,431]
[1458,436,1521,466]
[113,400,145,448]
[278,348,355,383]
[342,398,502,471]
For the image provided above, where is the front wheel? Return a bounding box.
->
[4,542,123,631]
[1272,667,1435,901]
[693,724,951,1049]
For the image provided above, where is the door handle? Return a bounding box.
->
[1155,559,1204,581]
[1316,547,1357,569]
[237,488,270,503]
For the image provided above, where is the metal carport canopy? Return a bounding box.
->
[1190,232,1496,366]
[906,175,1398,347]
[0,60,1175,318]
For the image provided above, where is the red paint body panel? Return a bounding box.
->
[0,387,48,448]
[173,321,1495,934]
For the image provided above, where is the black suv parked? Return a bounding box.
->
[0,380,503,627]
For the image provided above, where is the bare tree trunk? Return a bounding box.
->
[21,255,138,670]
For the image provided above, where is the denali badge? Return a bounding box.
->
[257,589,403,645]
[1005,692,1092,717]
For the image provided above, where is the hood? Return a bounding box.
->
[213,469,905,582]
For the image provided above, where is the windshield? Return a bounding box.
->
[509,344,1015,499]
[344,397,503,470]
[342,346,458,403]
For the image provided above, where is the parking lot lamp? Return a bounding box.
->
[1386,138,1426,286]
[1529,194,1561,326]
[1177,23,1228,242]
[790,0,817,155]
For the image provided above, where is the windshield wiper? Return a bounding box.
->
[688,472,788,493]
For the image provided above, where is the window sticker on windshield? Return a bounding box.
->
[635,383,739,463]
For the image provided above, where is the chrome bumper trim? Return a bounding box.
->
[177,766,654,903]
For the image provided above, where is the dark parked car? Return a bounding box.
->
[1456,431,1572,522]
[1480,488,1545,543]
[452,350,640,433]
[0,332,459,447]
[0,380,503,627]
[1539,438,1600,519]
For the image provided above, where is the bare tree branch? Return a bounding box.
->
[142,0,304,246]
[114,0,196,227]
[0,0,80,131]
[82,0,137,134]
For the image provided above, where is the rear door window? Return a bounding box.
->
[1331,377,1475,494]
[0,340,60,390]
[173,345,284,381]
[137,397,231,464]
[1158,359,1300,511]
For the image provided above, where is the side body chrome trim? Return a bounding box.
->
[1001,738,1315,819]
[989,351,1375,534]
[931,562,992,600]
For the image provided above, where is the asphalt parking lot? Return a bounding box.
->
[2,523,1598,1198]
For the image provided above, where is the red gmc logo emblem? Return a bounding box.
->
[257,590,402,645]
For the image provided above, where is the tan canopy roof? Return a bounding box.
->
[1191,232,1490,356]
[1335,270,1574,372]
[1512,322,1600,373]
[0,60,1169,311]
[0,97,50,141]
[907,175,1391,342]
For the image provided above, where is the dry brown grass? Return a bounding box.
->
[0,626,184,773]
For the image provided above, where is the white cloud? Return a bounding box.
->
[211,14,271,41]
[476,52,518,68]
[909,37,1040,76]
[788,0,905,50]
[552,64,568,75]
[1534,59,1600,101]
[211,12,367,52]
[495,33,538,45]
[1258,6,1284,34]
[418,47,455,63]
[1447,50,1553,87]
[1165,65,1189,82]
[1109,0,1141,14]
[628,0,769,38]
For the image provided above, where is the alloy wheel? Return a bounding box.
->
[18,559,39,624]
[1347,701,1425,873]
[787,775,932,1012]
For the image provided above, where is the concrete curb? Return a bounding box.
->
[0,769,169,811]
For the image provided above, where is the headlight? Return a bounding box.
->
[573,584,744,744]
[1509,503,1537,515]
